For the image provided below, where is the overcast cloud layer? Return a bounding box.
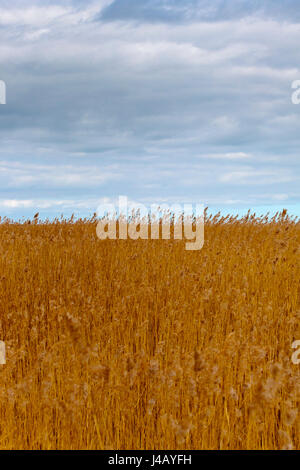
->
[0,0,299,218]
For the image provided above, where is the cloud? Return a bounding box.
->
[272,193,289,201]
[0,6,68,26]
[0,1,300,217]
[205,152,250,159]
[0,1,113,27]
[0,199,34,208]
[219,169,297,185]
[0,160,122,193]
[0,197,100,210]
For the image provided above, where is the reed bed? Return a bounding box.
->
[0,210,299,449]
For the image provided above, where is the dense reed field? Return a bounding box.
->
[0,210,299,450]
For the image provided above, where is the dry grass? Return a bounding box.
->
[0,210,299,450]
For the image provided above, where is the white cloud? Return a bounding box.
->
[23,29,50,41]
[205,152,250,159]
[0,2,114,27]
[0,198,99,210]
[0,199,34,208]
[272,193,289,201]
[219,169,296,185]
[0,6,68,26]
[0,160,122,189]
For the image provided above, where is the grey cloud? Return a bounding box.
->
[0,1,299,218]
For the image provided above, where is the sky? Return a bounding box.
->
[0,0,300,220]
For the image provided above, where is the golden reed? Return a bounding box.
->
[0,209,299,449]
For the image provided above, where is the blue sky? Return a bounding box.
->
[0,0,299,219]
